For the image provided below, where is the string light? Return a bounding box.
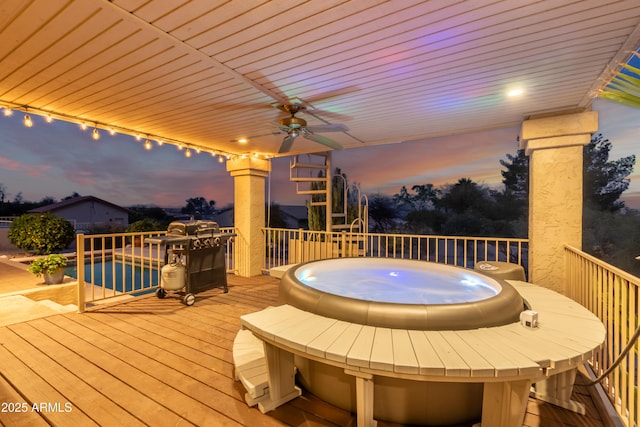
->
[0,103,237,160]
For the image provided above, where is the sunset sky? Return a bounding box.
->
[0,97,638,210]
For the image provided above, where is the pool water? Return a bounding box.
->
[65,261,158,294]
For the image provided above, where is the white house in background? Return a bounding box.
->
[29,196,129,231]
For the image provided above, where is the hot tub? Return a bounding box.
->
[279,258,526,425]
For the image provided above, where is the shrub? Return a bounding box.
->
[126,218,163,233]
[28,254,69,276]
[8,213,75,255]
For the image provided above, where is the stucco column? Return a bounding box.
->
[520,111,598,293]
[226,156,271,277]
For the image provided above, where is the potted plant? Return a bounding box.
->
[28,254,69,284]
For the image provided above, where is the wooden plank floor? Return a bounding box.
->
[0,275,610,427]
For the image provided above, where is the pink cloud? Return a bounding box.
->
[0,156,50,177]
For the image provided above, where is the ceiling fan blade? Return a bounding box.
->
[278,134,297,153]
[302,130,343,150]
[305,123,349,133]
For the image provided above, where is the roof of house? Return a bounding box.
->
[29,196,129,214]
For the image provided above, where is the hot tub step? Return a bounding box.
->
[232,329,270,405]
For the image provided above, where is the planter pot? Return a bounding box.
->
[43,268,65,285]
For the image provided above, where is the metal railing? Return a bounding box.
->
[75,228,236,311]
[565,245,640,427]
[263,227,529,274]
[0,216,15,228]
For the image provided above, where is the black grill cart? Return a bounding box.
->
[145,220,235,306]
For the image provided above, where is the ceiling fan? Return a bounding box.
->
[275,104,348,153]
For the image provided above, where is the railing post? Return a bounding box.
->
[341,231,347,258]
[76,234,86,313]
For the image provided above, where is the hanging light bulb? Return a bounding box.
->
[185,149,192,158]
[177,144,183,151]
[218,155,224,163]
[45,114,53,123]
[109,128,116,136]
[156,140,164,146]
[92,128,100,140]
[23,114,33,128]
[144,139,152,150]
[80,122,87,130]
[3,108,13,117]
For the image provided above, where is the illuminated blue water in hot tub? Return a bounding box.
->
[295,258,500,304]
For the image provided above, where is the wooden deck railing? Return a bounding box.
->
[263,227,529,274]
[75,228,236,310]
[565,245,640,427]
[70,227,640,424]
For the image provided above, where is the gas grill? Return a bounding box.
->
[145,220,235,305]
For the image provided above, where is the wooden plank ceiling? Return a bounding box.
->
[1,0,640,158]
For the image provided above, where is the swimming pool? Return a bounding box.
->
[65,261,159,294]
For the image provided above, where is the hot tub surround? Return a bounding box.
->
[276,258,527,425]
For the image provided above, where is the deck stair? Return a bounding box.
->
[290,153,369,256]
[0,295,76,327]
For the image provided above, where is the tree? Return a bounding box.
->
[584,134,635,211]
[392,184,443,233]
[128,206,173,226]
[39,196,57,205]
[500,149,529,201]
[367,194,397,232]
[0,183,6,205]
[182,197,216,218]
[499,134,636,213]
[393,184,439,211]
[63,192,81,200]
[439,178,489,214]
[0,183,6,215]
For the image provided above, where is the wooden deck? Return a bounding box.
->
[0,274,611,427]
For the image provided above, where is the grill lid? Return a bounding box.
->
[167,220,220,236]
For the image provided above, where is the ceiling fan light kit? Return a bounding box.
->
[275,103,346,153]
